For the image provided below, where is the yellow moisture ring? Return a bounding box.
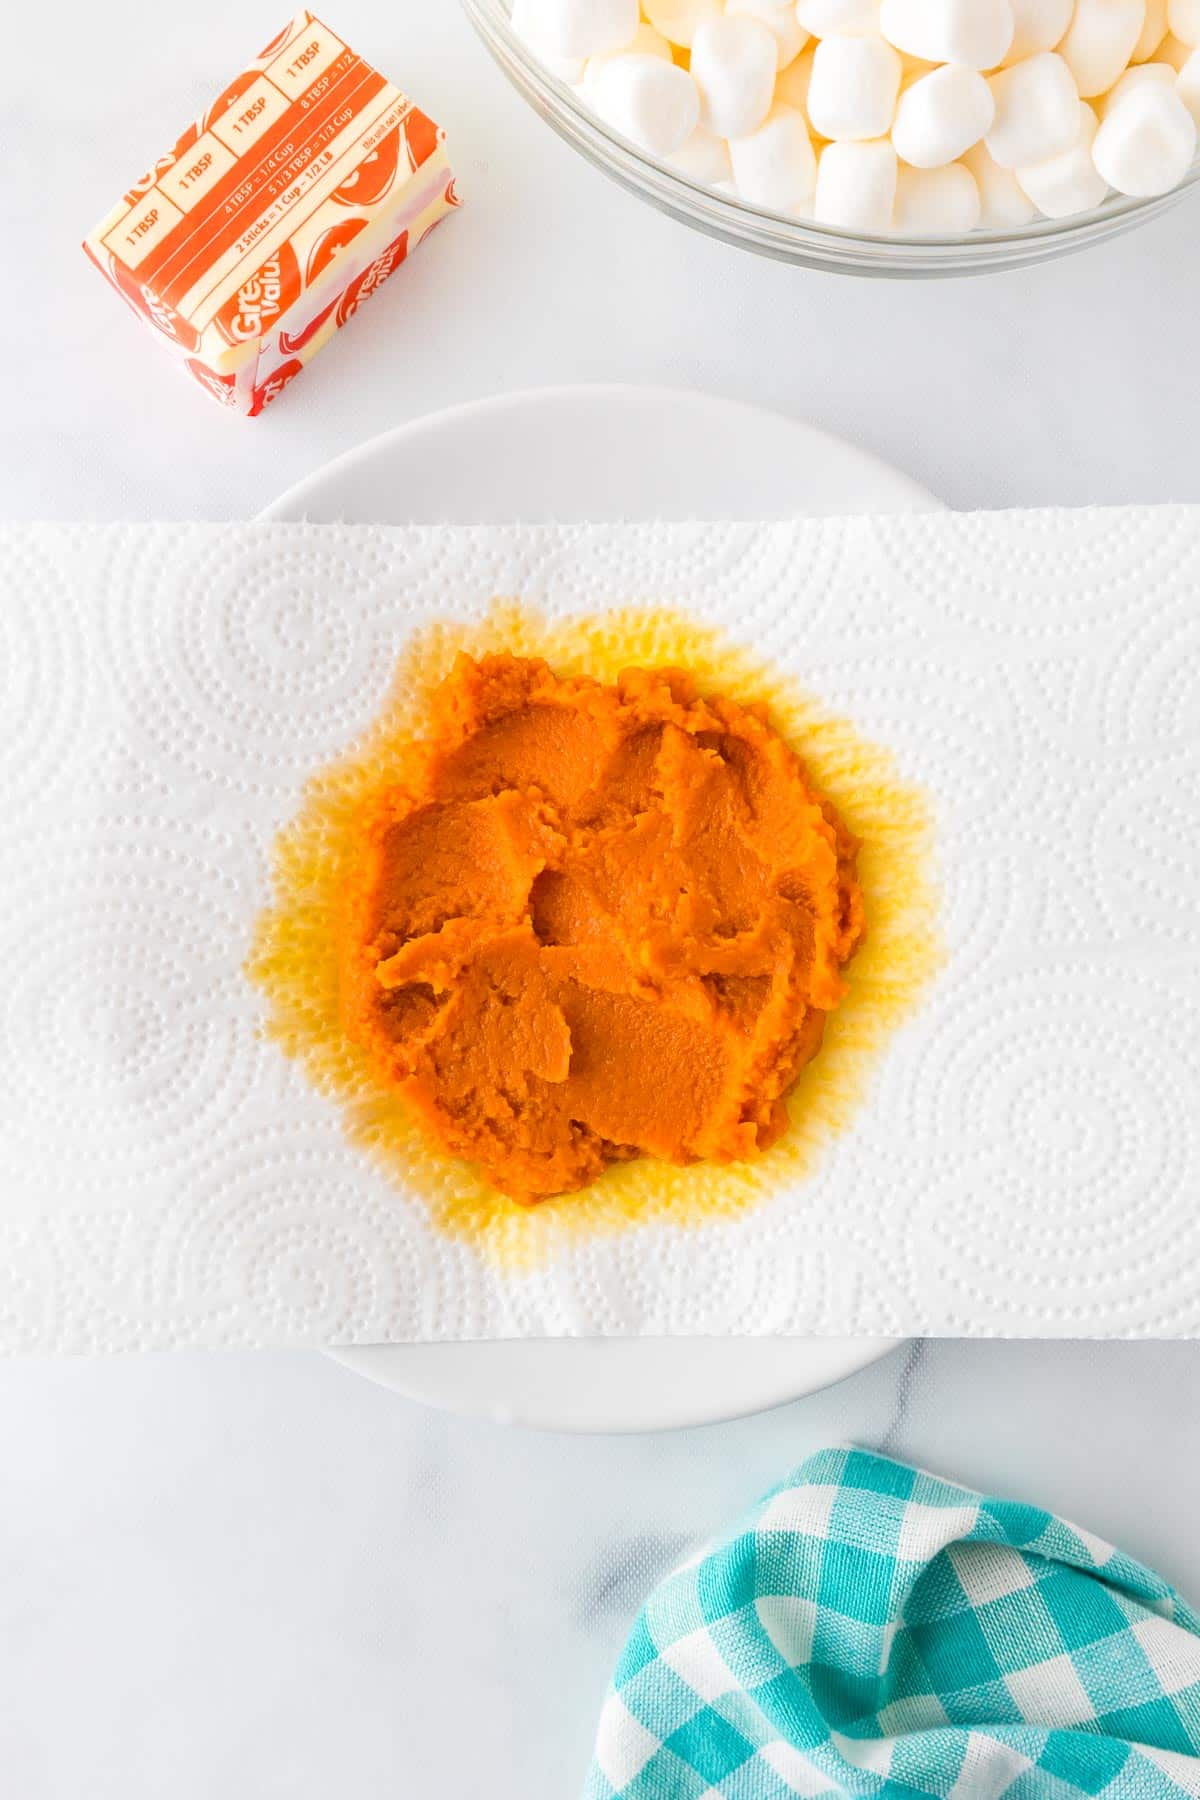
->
[246,604,942,1269]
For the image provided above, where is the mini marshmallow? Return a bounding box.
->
[690,14,778,135]
[961,138,1039,220]
[774,45,816,112]
[807,34,902,139]
[1016,100,1109,213]
[588,52,702,151]
[581,22,672,98]
[1092,76,1198,188]
[795,0,881,36]
[1132,0,1170,58]
[726,0,808,71]
[642,0,722,46]
[669,124,735,180]
[1005,0,1075,62]
[519,0,1196,229]
[986,52,1081,165]
[1060,0,1148,96]
[1168,0,1200,43]
[893,160,981,229]
[521,0,640,59]
[879,0,1015,71]
[813,137,898,227]
[1097,60,1175,113]
[729,100,819,205]
[511,0,588,80]
[892,65,995,166]
[1178,46,1200,121]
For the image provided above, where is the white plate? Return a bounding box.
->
[262,384,940,1432]
[263,384,939,525]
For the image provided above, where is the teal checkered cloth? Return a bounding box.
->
[586,1448,1200,1800]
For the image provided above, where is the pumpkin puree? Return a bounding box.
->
[338,653,864,1201]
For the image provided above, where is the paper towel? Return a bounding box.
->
[0,511,1197,1351]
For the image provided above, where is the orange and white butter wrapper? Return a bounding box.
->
[84,12,459,415]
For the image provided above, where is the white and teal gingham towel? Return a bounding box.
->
[586,1448,1200,1800]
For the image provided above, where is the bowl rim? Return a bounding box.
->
[462,0,1200,264]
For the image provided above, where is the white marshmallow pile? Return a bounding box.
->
[512,0,1200,235]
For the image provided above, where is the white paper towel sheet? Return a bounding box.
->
[1,512,1197,1352]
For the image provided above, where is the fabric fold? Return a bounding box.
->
[586,1447,1200,1799]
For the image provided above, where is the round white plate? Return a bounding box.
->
[263,384,939,524]
[262,384,940,1432]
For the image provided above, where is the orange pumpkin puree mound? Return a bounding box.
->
[337,653,865,1202]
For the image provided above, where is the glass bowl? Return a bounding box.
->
[462,0,1200,278]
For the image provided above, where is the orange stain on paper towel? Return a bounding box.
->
[247,609,939,1265]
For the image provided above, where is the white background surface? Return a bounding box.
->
[3,4,1200,1797]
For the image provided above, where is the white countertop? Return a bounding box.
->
[3,4,1200,1796]
[8,1,1200,521]
[6,1343,1200,1798]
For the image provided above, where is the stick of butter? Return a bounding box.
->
[84,12,460,415]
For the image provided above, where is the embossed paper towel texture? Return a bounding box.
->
[1,513,1197,1352]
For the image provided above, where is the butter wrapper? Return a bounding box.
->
[84,11,460,414]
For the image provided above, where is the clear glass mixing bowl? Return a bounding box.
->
[462,0,1200,277]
